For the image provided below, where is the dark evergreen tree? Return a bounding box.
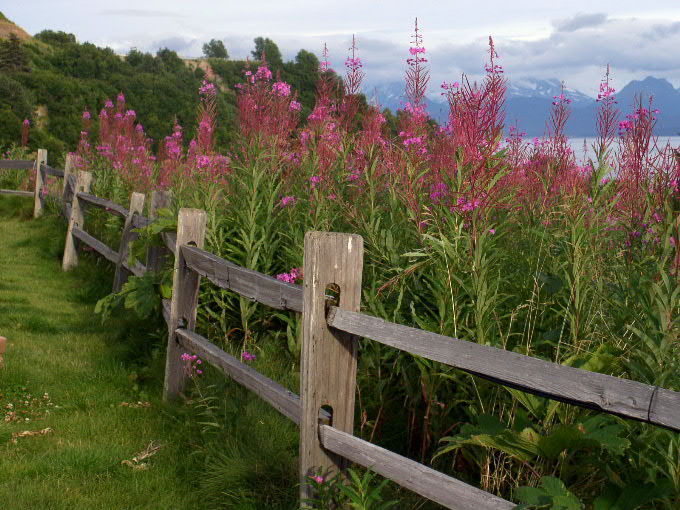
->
[0,34,30,72]
[251,37,283,70]
[203,39,228,59]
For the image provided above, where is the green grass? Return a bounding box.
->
[0,196,199,510]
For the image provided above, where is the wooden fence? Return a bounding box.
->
[2,151,679,509]
[0,150,67,218]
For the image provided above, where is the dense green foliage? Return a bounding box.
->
[203,38,228,59]
[0,32,350,165]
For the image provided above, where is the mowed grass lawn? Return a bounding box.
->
[0,197,199,510]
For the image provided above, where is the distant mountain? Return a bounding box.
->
[369,76,680,137]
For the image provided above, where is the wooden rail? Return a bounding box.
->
[0,160,33,170]
[72,226,119,263]
[326,308,680,432]
[44,165,64,178]
[181,245,303,312]
[0,189,33,197]
[0,152,66,217]
[318,425,515,510]
[7,150,676,509]
[76,192,129,217]
[175,328,302,424]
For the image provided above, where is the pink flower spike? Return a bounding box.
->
[313,475,324,484]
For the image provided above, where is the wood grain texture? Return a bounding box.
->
[131,214,151,228]
[327,308,680,431]
[175,328,302,424]
[161,232,177,255]
[43,165,64,178]
[181,245,303,312]
[0,160,33,170]
[71,227,119,263]
[300,232,364,500]
[76,192,129,217]
[0,189,33,197]
[62,171,93,271]
[145,190,172,272]
[62,154,74,194]
[33,149,47,218]
[121,259,147,277]
[112,193,145,292]
[318,425,515,510]
[163,209,206,400]
[162,299,171,325]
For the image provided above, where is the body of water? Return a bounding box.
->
[568,136,680,163]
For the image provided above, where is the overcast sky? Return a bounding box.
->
[5,1,680,96]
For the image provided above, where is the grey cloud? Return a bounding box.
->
[152,36,197,53]
[100,9,181,18]
[553,13,607,33]
[423,17,680,94]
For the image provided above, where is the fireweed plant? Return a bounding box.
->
[65,18,678,509]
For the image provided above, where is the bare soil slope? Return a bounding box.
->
[0,12,31,41]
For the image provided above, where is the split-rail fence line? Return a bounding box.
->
[1,151,679,510]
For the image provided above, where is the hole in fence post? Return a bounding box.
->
[324,283,340,309]
[319,405,333,427]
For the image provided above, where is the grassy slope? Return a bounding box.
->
[0,197,198,510]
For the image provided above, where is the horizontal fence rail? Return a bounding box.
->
[76,192,129,217]
[181,245,303,312]
[0,189,33,197]
[175,328,302,424]
[318,424,515,510]
[72,226,119,263]
[0,160,33,170]
[43,165,64,178]
[326,308,680,432]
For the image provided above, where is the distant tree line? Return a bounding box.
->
[0,29,379,161]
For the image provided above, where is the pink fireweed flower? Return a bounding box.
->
[23,118,30,125]
[289,100,302,111]
[242,351,256,362]
[320,43,331,72]
[280,196,296,207]
[272,81,292,97]
[181,353,203,376]
[82,111,91,120]
[276,267,303,284]
[313,476,324,484]
[255,65,272,81]
[199,80,217,96]
[105,99,114,108]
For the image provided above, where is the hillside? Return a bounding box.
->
[0,15,326,162]
[0,12,31,41]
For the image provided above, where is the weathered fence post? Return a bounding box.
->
[299,232,364,501]
[112,192,145,292]
[61,153,75,217]
[33,148,47,218]
[62,171,93,271]
[145,190,172,272]
[163,208,206,401]
[62,153,74,194]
